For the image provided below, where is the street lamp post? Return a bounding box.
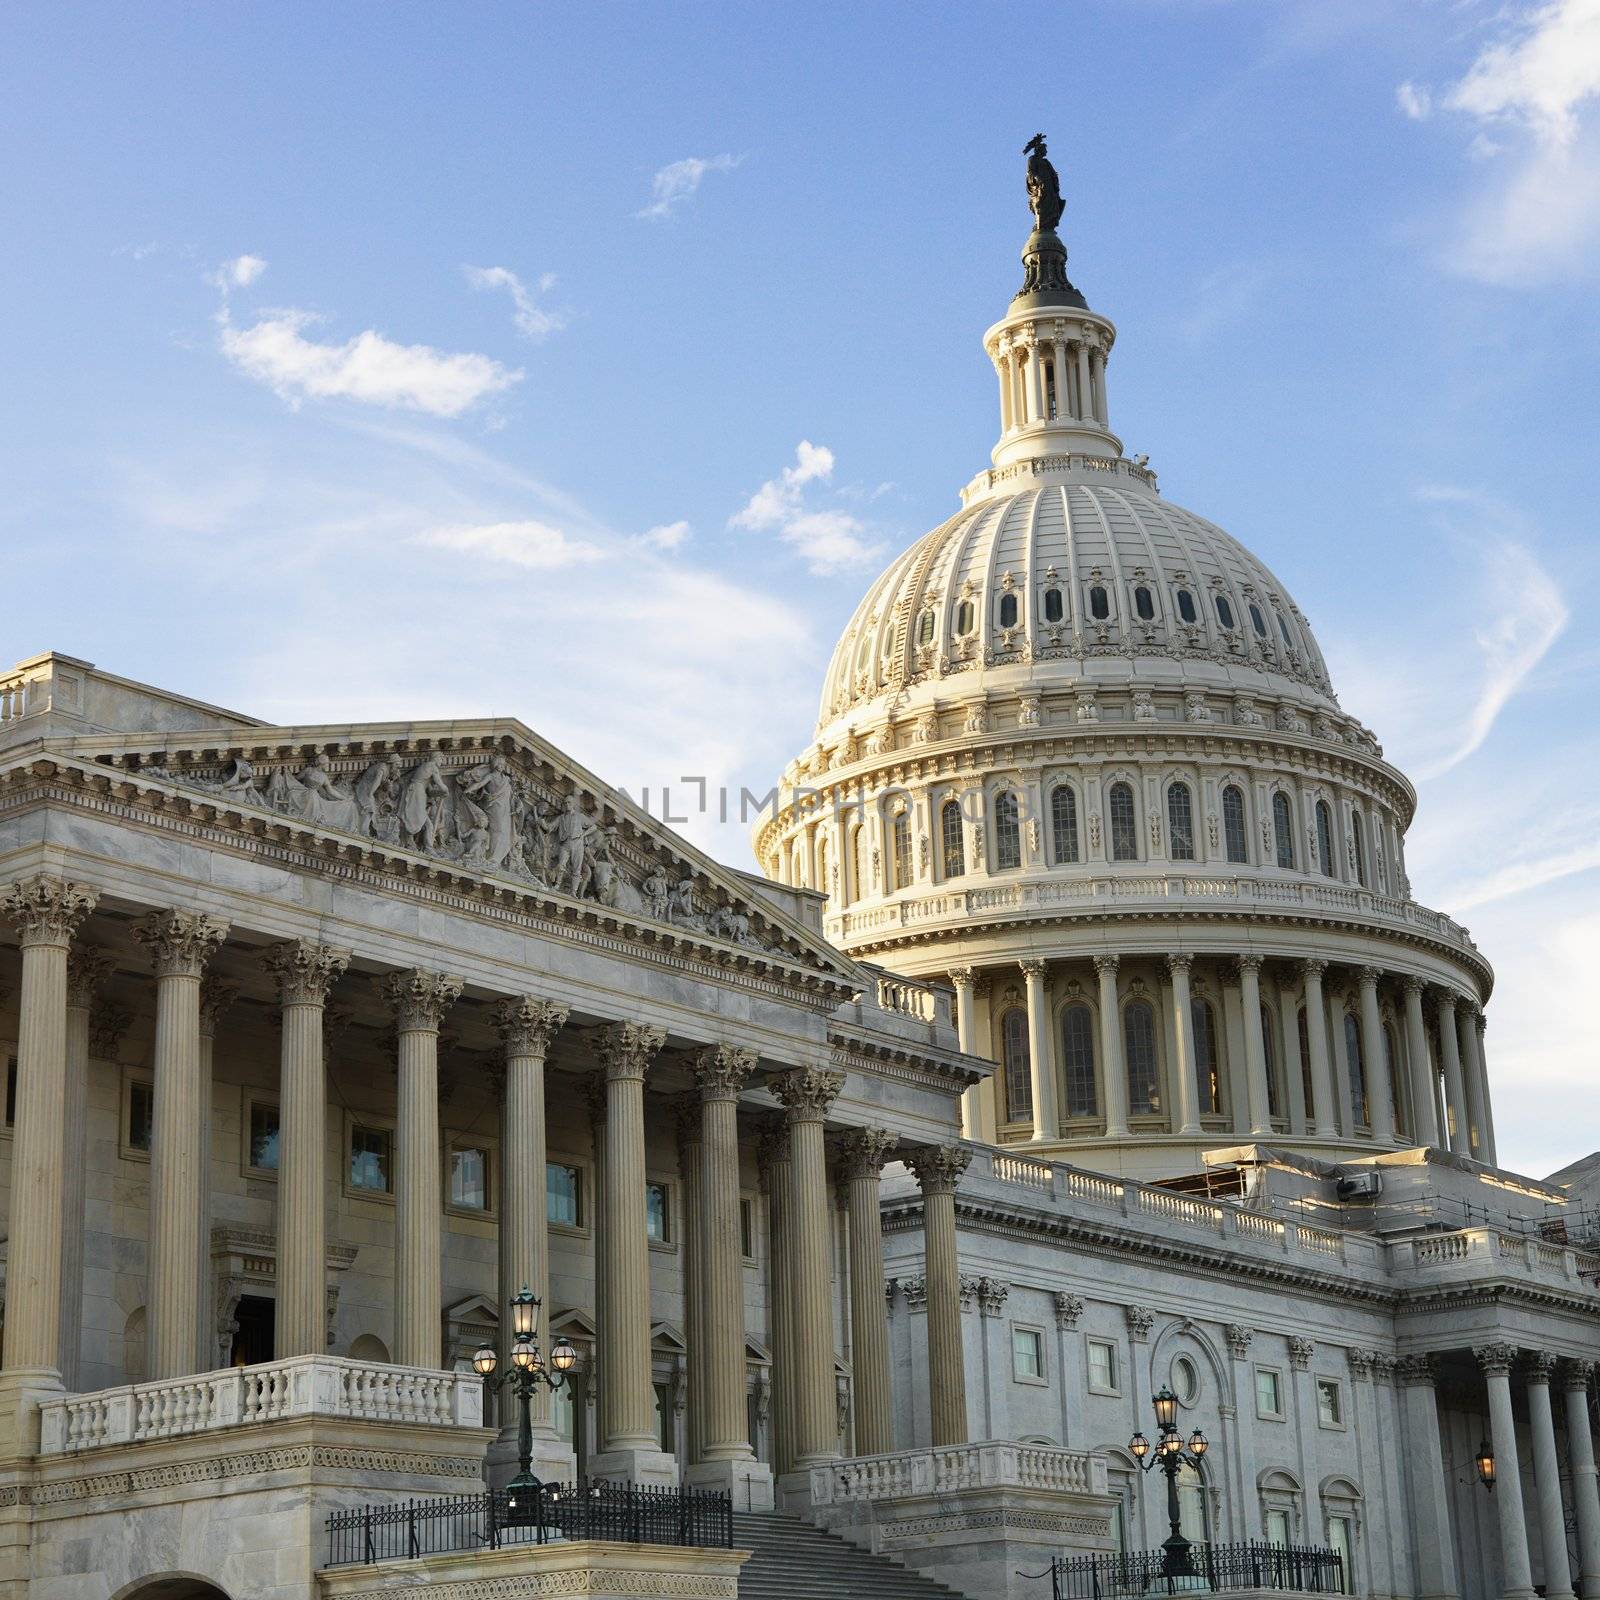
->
[1129,1385,1211,1579]
[474,1287,579,1497]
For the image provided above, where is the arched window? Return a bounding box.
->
[1051,784,1080,864]
[1216,595,1236,630]
[917,607,935,646]
[791,839,807,887]
[1262,1002,1283,1120]
[849,823,865,903]
[955,599,975,635]
[1249,603,1267,637]
[1273,793,1296,869]
[1178,1461,1210,1544]
[1278,614,1294,647]
[1043,587,1064,623]
[817,836,830,898]
[891,810,912,890]
[1109,782,1138,861]
[941,798,965,878]
[1089,586,1110,620]
[1191,997,1221,1115]
[1384,1022,1404,1138]
[1297,1005,1315,1125]
[1351,809,1367,887]
[1316,800,1336,877]
[1344,1012,1369,1129]
[1176,589,1198,624]
[1134,586,1155,621]
[995,791,1022,870]
[1061,1003,1097,1119]
[1223,785,1248,863]
[999,592,1019,629]
[1125,1000,1160,1115]
[1167,782,1196,861]
[1001,1008,1031,1123]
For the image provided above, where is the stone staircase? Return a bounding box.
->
[731,1512,972,1600]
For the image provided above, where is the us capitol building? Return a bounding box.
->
[0,144,1596,1600]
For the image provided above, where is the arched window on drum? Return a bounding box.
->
[1273,792,1296,869]
[1109,782,1138,862]
[940,798,965,878]
[1191,997,1222,1116]
[1061,1002,1097,1119]
[1167,782,1196,861]
[1051,784,1080,865]
[891,810,912,891]
[1001,1008,1031,1124]
[1124,999,1160,1116]
[1316,800,1337,878]
[995,791,1022,870]
[1223,785,1249,864]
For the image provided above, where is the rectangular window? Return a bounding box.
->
[740,1197,755,1261]
[350,1125,392,1193]
[1087,1338,1119,1394]
[248,1101,280,1172]
[128,1079,155,1153]
[1011,1326,1045,1382]
[1316,1377,1344,1428]
[1327,1515,1353,1592]
[547,1162,583,1228]
[1266,1508,1290,1547]
[1255,1366,1284,1419]
[653,1380,674,1452]
[4,1056,15,1127]
[646,1181,671,1244]
[449,1145,490,1211]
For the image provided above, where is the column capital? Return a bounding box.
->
[947,966,976,991]
[691,1043,758,1102]
[905,1142,971,1197]
[838,1126,897,1180]
[133,909,229,977]
[1165,953,1193,977]
[1436,989,1460,1016]
[753,1117,788,1185]
[264,939,351,1007]
[1019,958,1047,983]
[1396,1353,1438,1388]
[1225,1324,1254,1358]
[1402,974,1426,996]
[1560,1357,1595,1392]
[4,874,98,949]
[773,1065,844,1124]
[66,945,113,1009]
[494,995,570,1057]
[595,1019,667,1083]
[673,1094,703,1151]
[89,1002,131,1061]
[1347,1347,1376,1382]
[1299,957,1328,981]
[198,976,240,1039]
[380,967,463,1032]
[1356,965,1383,987]
[1525,1350,1559,1385]
[1475,1342,1518,1377]
[1288,1336,1314,1370]
[1092,953,1120,977]
[1236,954,1265,976]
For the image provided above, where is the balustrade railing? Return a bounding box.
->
[38,1355,483,1455]
[812,1441,1103,1507]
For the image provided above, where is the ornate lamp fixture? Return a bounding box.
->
[474,1287,580,1495]
[1129,1385,1213,1578]
[1475,1437,1497,1492]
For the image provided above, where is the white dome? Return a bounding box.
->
[817,471,1336,741]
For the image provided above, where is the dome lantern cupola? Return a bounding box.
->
[987,135,1121,470]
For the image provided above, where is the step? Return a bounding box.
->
[729,1512,970,1599]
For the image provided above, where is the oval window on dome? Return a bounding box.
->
[999,592,1019,629]
[1134,586,1155,621]
[1249,603,1267,637]
[1216,595,1236,630]
[1089,586,1110,621]
[1043,587,1064,623]
[955,599,975,636]
[1176,589,1197,624]
[917,607,936,646]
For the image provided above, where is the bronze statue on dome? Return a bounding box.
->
[1023,133,1064,233]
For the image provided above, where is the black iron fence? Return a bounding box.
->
[1046,1540,1346,1597]
[325,1480,734,1567]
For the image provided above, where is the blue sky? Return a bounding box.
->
[4,1,1597,1175]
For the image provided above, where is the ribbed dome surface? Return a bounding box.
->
[818,477,1335,734]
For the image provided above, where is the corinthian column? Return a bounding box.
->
[1560,1361,1600,1597]
[1020,960,1057,1142]
[1526,1353,1577,1599]
[757,1124,794,1477]
[1358,968,1395,1143]
[1459,1004,1492,1163]
[772,1066,844,1473]
[264,941,348,1359]
[1167,956,1202,1136]
[1095,956,1130,1139]
[949,967,980,1138]
[840,1128,897,1456]
[1437,992,1470,1155]
[687,1044,771,1507]
[1402,978,1441,1147]
[134,908,229,1381]
[1237,956,1273,1137]
[380,968,462,1369]
[1,876,97,1402]
[61,943,111,1390]
[196,975,238,1372]
[492,994,571,1483]
[1396,1355,1460,1600]
[1300,960,1338,1138]
[906,1143,972,1447]
[1477,1344,1537,1600]
[592,1020,676,1485]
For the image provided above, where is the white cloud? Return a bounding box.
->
[637,154,742,220]
[779,509,881,575]
[207,254,268,292]
[640,520,691,552]
[730,440,883,574]
[1403,0,1600,282]
[463,264,566,340]
[731,440,836,530]
[219,309,521,416]
[414,519,603,569]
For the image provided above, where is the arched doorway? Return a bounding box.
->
[113,1578,232,1600]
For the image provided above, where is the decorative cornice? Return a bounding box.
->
[493,996,569,1058]
[690,1043,758,1102]
[133,909,229,978]
[3,874,98,949]
[380,968,463,1032]
[263,939,351,1007]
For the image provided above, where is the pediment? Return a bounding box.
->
[30,716,863,996]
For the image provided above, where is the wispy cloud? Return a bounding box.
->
[414,519,603,569]
[218,308,521,417]
[207,253,268,293]
[640,519,690,552]
[638,154,742,220]
[730,440,884,575]
[463,264,566,340]
[1400,0,1600,282]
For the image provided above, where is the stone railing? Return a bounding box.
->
[873,972,949,1026]
[0,674,28,723]
[1396,1228,1598,1285]
[810,1440,1107,1507]
[38,1355,483,1455]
